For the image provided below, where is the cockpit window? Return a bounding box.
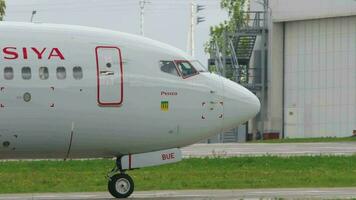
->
[160,61,179,76]
[175,60,198,78]
[190,60,208,72]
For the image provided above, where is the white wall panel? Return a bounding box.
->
[270,0,356,22]
[284,16,356,138]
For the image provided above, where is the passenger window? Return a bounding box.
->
[22,67,32,80]
[175,61,198,78]
[4,67,14,80]
[39,67,49,80]
[56,67,66,80]
[160,61,179,76]
[73,66,83,80]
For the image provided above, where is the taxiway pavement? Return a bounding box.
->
[181,142,356,157]
[1,188,356,200]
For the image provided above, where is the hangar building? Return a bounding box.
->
[250,0,356,139]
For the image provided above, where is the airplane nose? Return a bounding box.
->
[221,78,260,131]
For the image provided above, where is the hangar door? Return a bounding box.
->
[284,16,356,138]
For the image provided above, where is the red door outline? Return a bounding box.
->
[95,46,124,106]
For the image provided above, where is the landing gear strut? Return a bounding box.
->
[106,149,181,198]
[107,158,134,198]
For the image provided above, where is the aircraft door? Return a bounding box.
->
[95,46,123,107]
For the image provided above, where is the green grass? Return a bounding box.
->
[253,137,356,143]
[0,156,356,194]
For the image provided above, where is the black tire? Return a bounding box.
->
[108,173,134,199]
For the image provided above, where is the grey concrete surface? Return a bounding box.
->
[1,188,356,200]
[181,143,356,157]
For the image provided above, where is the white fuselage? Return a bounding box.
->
[0,22,260,160]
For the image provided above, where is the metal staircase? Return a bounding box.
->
[221,130,238,143]
[208,10,269,143]
[235,34,257,66]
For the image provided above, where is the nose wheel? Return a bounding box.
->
[107,157,134,198]
[108,173,134,199]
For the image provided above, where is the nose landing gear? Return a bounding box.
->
[107,158,134,199]
[106,149,182,198]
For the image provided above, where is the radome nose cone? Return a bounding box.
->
[222,78,260,131]
[249,92,261,117]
